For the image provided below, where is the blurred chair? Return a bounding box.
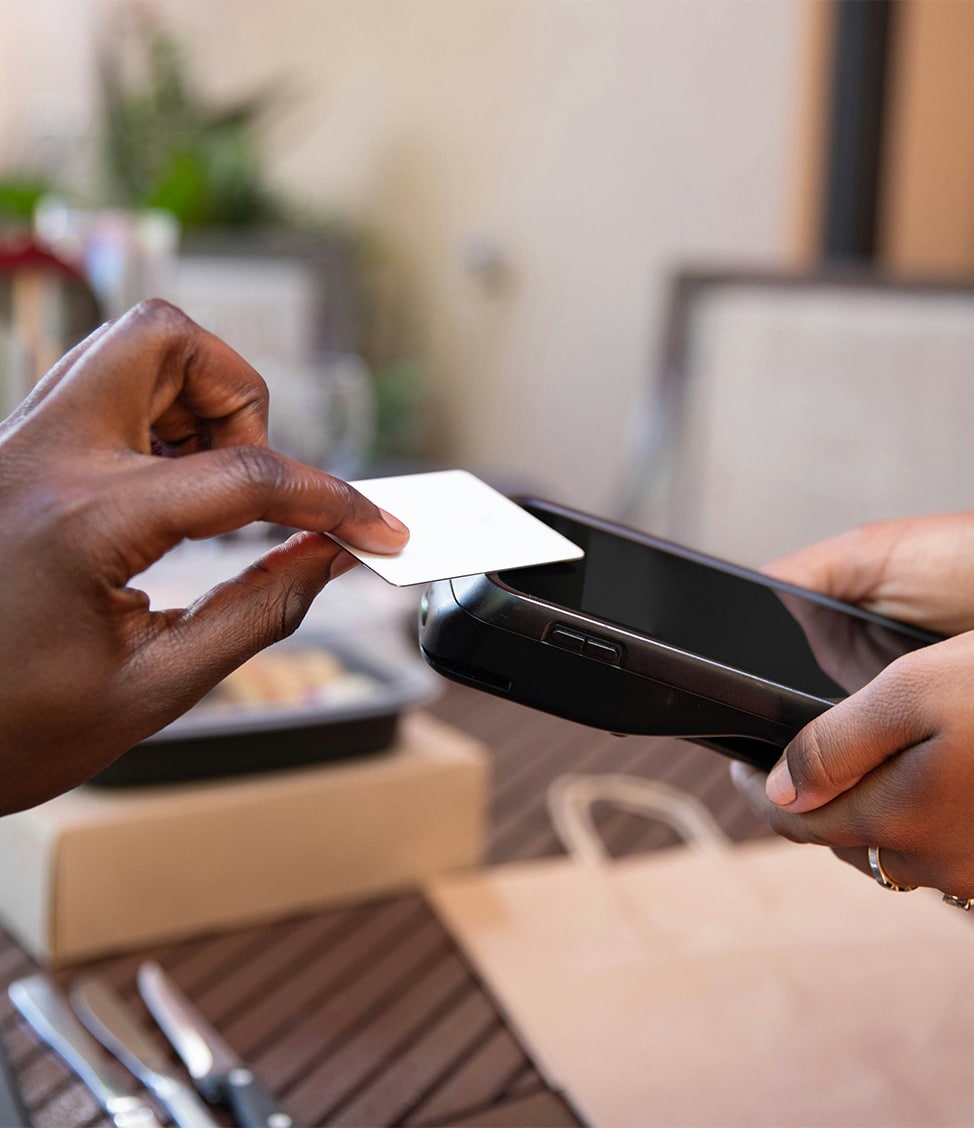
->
[617,268,974,567]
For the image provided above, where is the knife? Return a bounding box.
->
[137,961,294,1128]
[70,976,219,1128]
[0,1020,32,1128]
[9,975,162,1128]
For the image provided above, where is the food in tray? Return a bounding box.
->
[199,644,381,713]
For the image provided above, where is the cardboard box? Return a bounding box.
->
[0,712,488,965]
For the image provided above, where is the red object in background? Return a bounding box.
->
[0,235,88,284]
[0,235,103,405]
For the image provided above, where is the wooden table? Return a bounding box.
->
[0,683,770,1128]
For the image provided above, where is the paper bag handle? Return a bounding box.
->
[546,773,730,864]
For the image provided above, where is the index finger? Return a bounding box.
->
[94,448,410,581]
[45,300,270,452]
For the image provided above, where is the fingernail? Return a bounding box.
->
[380,508,409,535]
[766,759,797,806]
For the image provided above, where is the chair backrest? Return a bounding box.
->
[617,269,974,567]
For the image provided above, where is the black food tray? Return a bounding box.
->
[89,632,438,788]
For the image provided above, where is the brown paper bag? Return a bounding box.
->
[427,774,974,1127]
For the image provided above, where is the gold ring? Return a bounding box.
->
[868,846,917,892]
[943,893,974,911]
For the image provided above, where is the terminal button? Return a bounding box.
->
[548,625,586,653]
[583,637,622,664]
[547,624,623,665]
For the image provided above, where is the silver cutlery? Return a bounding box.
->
[9,976,162,1128]
[138,962,293,1128]
[0,1021,31,1128]
[71,976,219,1128]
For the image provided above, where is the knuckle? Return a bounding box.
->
[275,580,311,639]
[327,477,357,526]
[240,564,309,644]
[223,444,285,500]
[873,652,927,714]
[788,722,843,797]
[127,297,195,340]
[125,300,205,371]
[131,296,191,328]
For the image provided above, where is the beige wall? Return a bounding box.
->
[1,0,804,513]
[0,0,105,175]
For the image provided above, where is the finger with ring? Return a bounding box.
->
[942,892,974,911]
[867,846,917,893]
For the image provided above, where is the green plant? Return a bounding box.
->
[0,175,54,223]
[371,358,430,464]
[98,11,283,227]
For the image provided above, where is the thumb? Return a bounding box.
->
[140,531,355,717]
[764,647,936,812]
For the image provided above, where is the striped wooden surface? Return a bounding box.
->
[0,683,770,1127]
